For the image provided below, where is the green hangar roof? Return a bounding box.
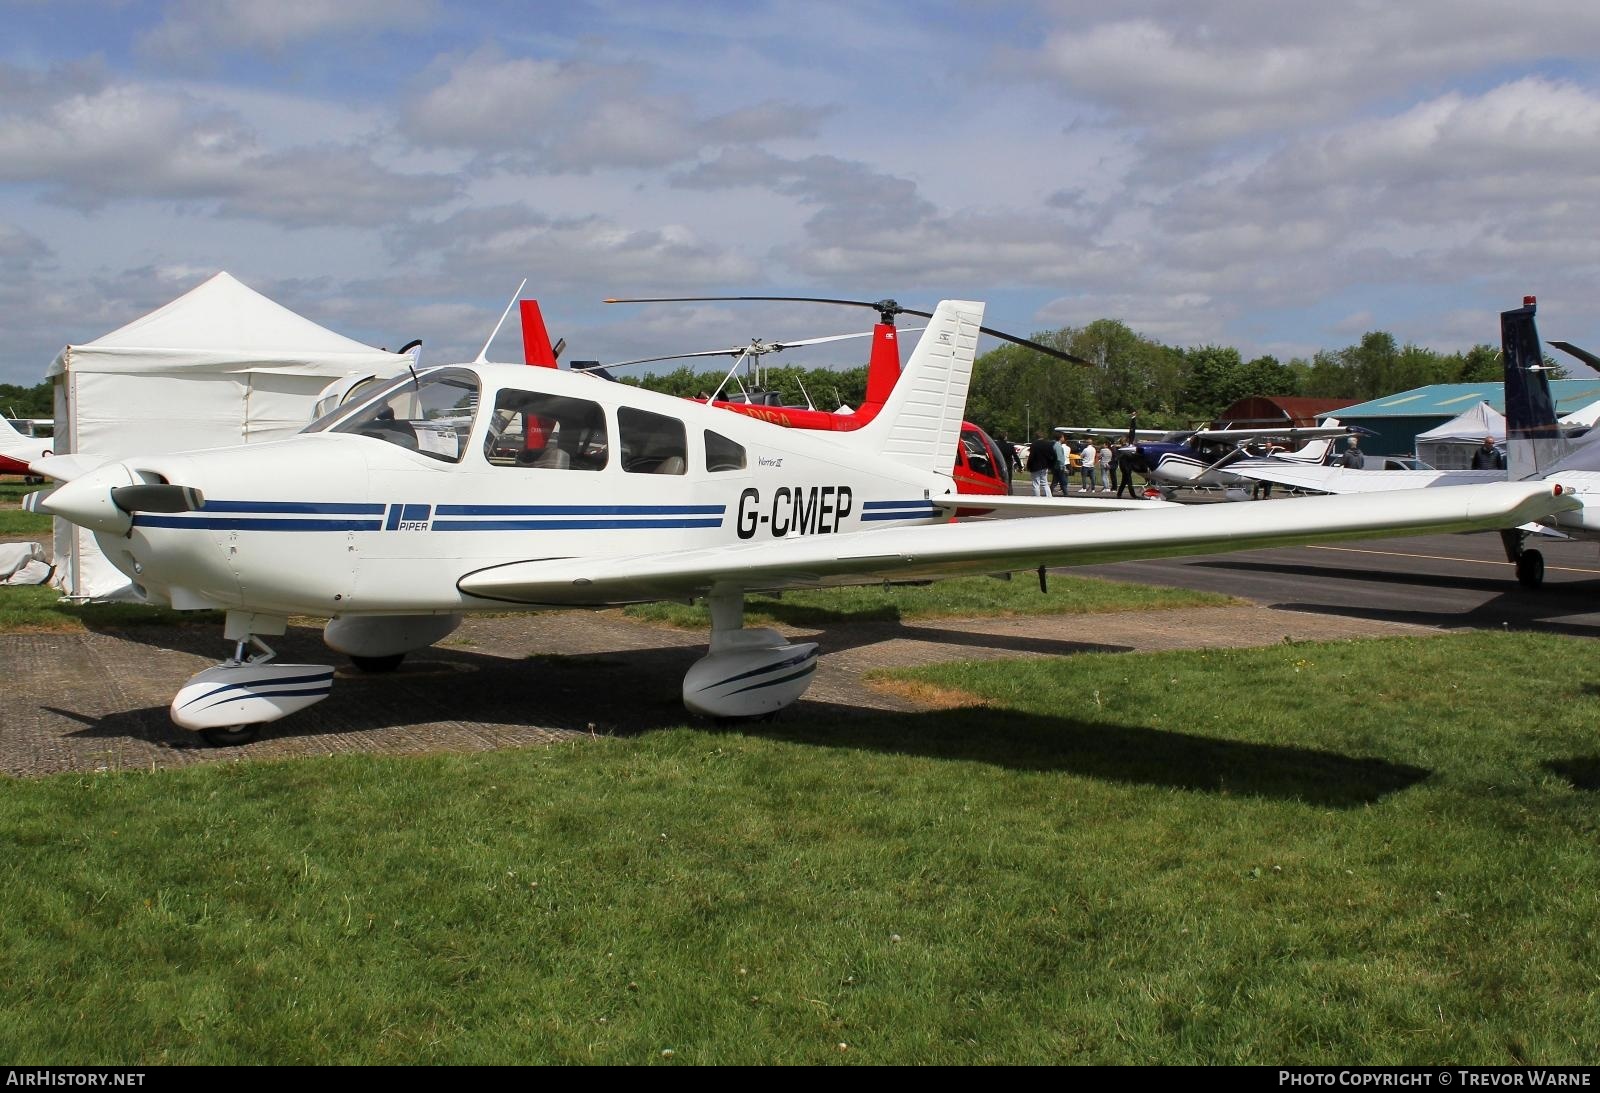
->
[1321,381,1600,419]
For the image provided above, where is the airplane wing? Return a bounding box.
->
[937,495,1172,518]
[1229,465,1501,494]
[1191,425,1355,442]
[24,453,98,482]
[458,480,1574,605]
[1055,426,1170,440]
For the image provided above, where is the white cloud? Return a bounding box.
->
[0,223,53,268]
[138,0,435,59]
[0,69,457,226]
[390,203,756,291]
[1026,2,1600,146]
[401,48,830,172]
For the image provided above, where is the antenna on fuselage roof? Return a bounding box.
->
[474,278,529,365]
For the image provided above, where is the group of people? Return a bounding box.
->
[1022,432,1142,498]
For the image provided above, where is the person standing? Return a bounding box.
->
[1080,440,1098,492]
[1115,447,1146,498]
[1052,432,1071,496]
[1026,433,1054,497]
[1471,436,1505,470]
[1342,437,1365,469]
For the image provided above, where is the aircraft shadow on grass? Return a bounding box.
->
[41,624,1425,808]
[710,703,1430,808]
[1543,756,1600,791]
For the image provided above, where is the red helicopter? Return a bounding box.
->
[528,296,1085,500]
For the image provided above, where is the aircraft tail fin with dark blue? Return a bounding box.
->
[1503,297,1569,480]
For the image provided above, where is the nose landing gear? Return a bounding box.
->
[170,613,335,746]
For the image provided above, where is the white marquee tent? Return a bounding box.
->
[48,272,408,599]
[1413,401,1505,469]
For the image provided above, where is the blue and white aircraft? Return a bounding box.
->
[27,300,1575,744]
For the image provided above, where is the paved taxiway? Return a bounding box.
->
[1081,527,1600,637]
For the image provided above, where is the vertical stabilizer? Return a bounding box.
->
[851,300,982,473]
[1503,298,1569,479]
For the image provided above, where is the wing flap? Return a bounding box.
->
[457,481,1578,606]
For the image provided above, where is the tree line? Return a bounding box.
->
[0,382,52,419]
[625,321,1537,440]
[2,320,1542,436]
[963,321,1526,440]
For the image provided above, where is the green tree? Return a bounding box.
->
[0,381,52,419]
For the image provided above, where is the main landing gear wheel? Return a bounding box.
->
[350,652,406,673]
[1516,549,1546,588]
[200,725,260,748]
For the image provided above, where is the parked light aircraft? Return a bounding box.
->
[1057,421,1358,497]
[27,300,1576,746]
[0,416,51,476]
[1232,297,1600,587]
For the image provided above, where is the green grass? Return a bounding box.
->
[0,508,51,535]
[624,573,1237,627]
[3,631,1597,1064]
[0,585,219,631]
[0,476,50,534]
[0,479,41,503]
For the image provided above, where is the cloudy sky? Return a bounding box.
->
[4,0,1600,386]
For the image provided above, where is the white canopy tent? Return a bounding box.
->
[1414,401,1505,469]
[48,272,408,599]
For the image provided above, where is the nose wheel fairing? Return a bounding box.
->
[170,617,335,743]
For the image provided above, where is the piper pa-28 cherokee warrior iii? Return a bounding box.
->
[30,300,1577,745]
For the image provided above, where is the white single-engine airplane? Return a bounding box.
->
[28,300,1577,745]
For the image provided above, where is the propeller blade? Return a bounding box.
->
[110,484,204,514]
[605,295,1093,366]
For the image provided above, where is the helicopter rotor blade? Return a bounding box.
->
[604,295,1092,366]
[573,329,880,373]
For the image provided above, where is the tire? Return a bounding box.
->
[350,652,406,674]
[200,725,259,747]
[1516,549,1545,589]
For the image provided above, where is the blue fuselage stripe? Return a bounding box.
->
[435,504,725,516]
[134,516,384,531]
[433,519,724,531]
[200,501,386,514]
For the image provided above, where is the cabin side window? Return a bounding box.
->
[618,407,687,474]
[704,430,746,473]
[483,389,609,471]
[330,368,478,462]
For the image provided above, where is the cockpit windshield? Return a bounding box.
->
[329,367,480,463]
